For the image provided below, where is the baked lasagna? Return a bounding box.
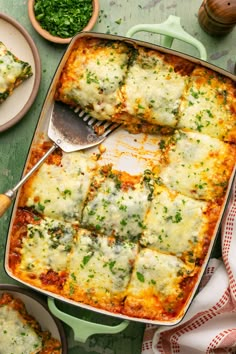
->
[55,37,236,141]
[7,36,236,323]
[0,41,33,104]
[0,292,61,354]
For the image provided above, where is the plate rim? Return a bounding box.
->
[0,12,41,133]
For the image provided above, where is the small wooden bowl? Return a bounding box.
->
[28,0,99,44]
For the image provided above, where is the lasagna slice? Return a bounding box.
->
[177,66,236,143]
[55,37,132,121]
[140,184,220,264]
[123,248,195,321]
[82,166,151,240]
[0,41,33,103]
[19,150,98,223]
[118,47,188,128]
[0,292,61,354]
[64,229,138,312]
[9,210,75,293]
[159,130,236,201]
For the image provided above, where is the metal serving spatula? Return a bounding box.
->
[0,101,120,217]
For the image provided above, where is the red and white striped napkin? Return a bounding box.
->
[141,177,236,354]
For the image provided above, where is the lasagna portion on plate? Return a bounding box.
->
[7,36,236,323]
[0,292,61,354]
[0,41,33,104]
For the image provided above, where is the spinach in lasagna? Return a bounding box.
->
[0,41,33,103]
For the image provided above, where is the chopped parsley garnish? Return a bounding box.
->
[82,254,92,267]
[34,0,93,38]
[136,271,145,283]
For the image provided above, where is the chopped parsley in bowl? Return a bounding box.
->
[28,0,99,44]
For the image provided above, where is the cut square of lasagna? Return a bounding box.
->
[118,46,188,128]
[64,229,138,312]
[140,184,220,264]
[82,167,151,240]
[159,130,236,201]
[0,41,33,103]
[123,248,195,321]
[10,210,75,293]
[55,37,132,121]
[19,150,98,223]
[177,66,236,143]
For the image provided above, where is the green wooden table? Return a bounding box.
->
[0,0,235,353]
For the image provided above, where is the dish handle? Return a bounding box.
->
[48,297,129,343]
[126,15,207,61]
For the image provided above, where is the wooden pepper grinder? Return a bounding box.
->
[198,0,236,35]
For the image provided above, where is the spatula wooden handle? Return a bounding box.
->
[0,194,12,217]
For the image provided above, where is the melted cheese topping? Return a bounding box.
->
[0,305,42,354]
[123,248,194,320]
[56,38,131,120]
[126,249,190,298]
[23,151,97,223]
[141,186,208,261]
[159,130,236,200]
[0,41,32,102]
[56,38,235,143]
[122,47,186,127]
[20,218,74,275]
[64,229,138,308]
[82,173,150,239]
[177,67,236,143]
